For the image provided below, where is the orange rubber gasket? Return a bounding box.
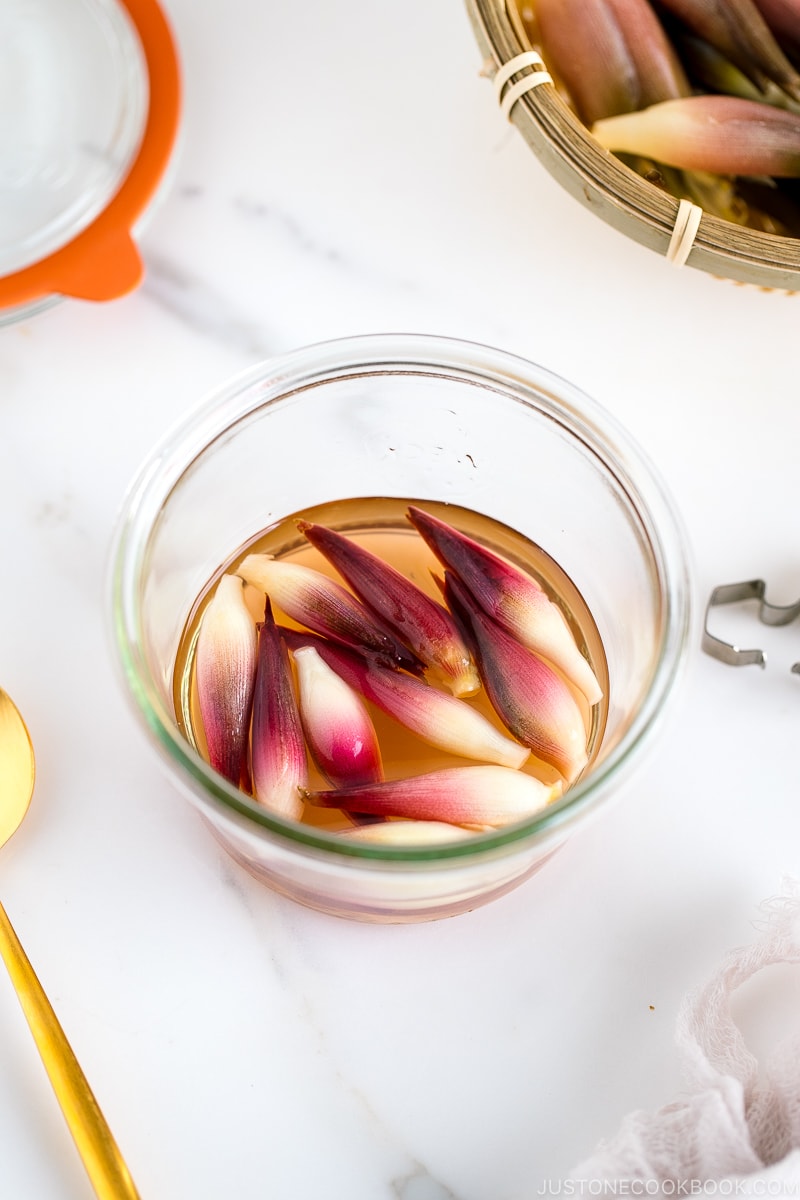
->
[0,0,181,310]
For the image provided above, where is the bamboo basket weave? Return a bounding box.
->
[465,0,800,288]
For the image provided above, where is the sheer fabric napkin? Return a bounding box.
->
[569,879,800,1193]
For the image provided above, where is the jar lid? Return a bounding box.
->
[0,0,181,319]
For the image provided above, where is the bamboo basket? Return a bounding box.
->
[464,0,800,289]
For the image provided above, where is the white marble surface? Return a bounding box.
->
[3,1,800,1196]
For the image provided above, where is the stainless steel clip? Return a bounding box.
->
[702,579,800,673]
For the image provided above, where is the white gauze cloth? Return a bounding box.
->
[569,879,800,1189]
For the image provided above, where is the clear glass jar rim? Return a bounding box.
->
[108,333,693,865]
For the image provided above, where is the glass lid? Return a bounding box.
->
[0,0,180,317]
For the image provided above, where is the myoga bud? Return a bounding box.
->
[752,0,800,65]
[307,765,561,829]
[657,0,800,100]
[339,820,476,845]
[293,645,383,789]
[444,573,589,785]
[237,553,422,673]
[298,521,480,697]
[534,0,690,123]
[407,506,601,705]
[195,573,257,787]
[592,94,800,176]
[282,629,530,771]
[250,598,306,821]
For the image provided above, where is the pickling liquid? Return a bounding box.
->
[172,496,609,831]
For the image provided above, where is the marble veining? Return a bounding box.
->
[142,250,282,360]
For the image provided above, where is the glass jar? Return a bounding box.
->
[109,333,692,922]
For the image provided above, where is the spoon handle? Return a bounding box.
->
[0,900,141,1200]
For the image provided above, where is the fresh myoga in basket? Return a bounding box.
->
[517,0,800,235]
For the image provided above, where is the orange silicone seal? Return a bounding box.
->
[0,0,181,312]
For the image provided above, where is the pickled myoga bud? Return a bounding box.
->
[250,599,306,821]
[308,766,561,829]
[534,0,690,123]
[237,554,421,673]
[340,820,475,845]
[407,506,601,705]
[445,574,589,784]
[657,0,800,100]
[592,95,800,175]
[195,573,257,785]
[298,521,480,697]
[293,645,383,788]
[282,629,530,771]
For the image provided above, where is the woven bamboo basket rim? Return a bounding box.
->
[465,0,800,289]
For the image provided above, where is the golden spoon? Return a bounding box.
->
[0,688,141,1200]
